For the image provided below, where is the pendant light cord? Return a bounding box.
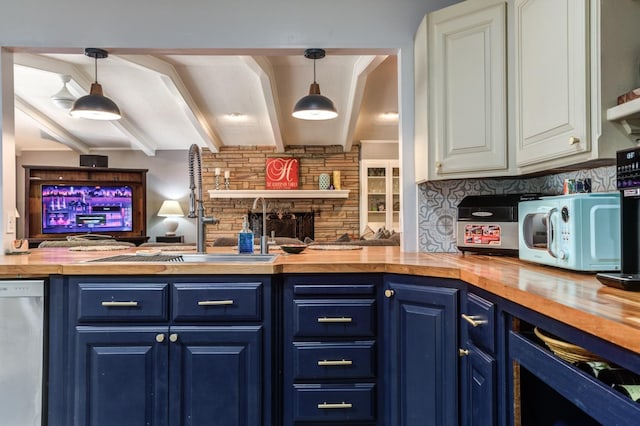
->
[313,57,317,84]
[93,56,98,84]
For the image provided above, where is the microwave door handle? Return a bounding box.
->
[545,208,558,258]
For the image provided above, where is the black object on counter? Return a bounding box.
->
[597,146,640,291]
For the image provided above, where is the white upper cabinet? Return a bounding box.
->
[415,0,510,182]
[514,0,640,173]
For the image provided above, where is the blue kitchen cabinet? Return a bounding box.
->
[168,326,262,426]
[383,275,460,426]
[74,327,169,426]
[282,274,382,425]
[48,276,272,426]
[460,291,498,426]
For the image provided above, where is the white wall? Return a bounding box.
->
[0,0,462,252]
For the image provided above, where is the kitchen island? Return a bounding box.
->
[1,246,639,425]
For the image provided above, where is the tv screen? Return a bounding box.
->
[41,185,133,234]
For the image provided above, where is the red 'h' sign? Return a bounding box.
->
[266,158,299,189]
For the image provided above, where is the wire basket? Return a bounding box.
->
[534,327,605,364]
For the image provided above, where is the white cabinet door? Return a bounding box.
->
[360,160,400,233]
[514,0,589,167]
[415,0,508,181]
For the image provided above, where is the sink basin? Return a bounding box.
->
[87,253,279,263]
[179,253,279,263]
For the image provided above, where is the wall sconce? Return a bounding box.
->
[157,200,184,236]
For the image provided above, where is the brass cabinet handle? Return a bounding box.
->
[318,402,353,409]
[569,136,580,145]
[461,313,486,327]
[169,333,178,343]
[318,359,353,366]
[384,289,395,298]
[101,301,139,307]
[156,334,165,343]
[435,161,442,169]
[317,317,353,323]
[459,348,470,357]
[198,300,234,306]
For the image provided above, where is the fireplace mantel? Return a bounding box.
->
[208,190,350,199]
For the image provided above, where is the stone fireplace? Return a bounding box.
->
[248,210,315,241]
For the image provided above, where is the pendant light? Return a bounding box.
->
[292,48,338,120]
[70,48,121,120]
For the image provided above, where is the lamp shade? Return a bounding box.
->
[158,200,184,236]
[292,83,338,120]
[158,200,185,217]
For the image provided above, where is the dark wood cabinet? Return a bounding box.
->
[22,165,148,242]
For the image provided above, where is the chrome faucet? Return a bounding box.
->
[188,144,219,253]
[252,196,269,254]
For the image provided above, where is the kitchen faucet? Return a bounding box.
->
[188,144,219,253]
[252,196,269,254]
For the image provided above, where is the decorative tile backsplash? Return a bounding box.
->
[417,166,616,252]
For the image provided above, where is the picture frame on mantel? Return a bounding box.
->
[266,157,299,189]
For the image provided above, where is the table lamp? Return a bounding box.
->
[157,200,184,236]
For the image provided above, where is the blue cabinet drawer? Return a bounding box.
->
[292,383,376,423]
[463,292,495,353]
[292,341,376,380]
[293,300,376,337]
[77,283,168,322]
[172,282,262,321]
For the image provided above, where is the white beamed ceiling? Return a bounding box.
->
[11,50,398,156]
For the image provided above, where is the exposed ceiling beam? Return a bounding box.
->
[14,53,158,155]
[341,55,388,152]
[242,56,285,152]
[116,54,223,153]
[14,95,91,154]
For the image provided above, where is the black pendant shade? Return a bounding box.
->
[292,48,338,120]
[70,48,121,121]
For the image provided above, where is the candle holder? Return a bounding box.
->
[224,177,230,190]
[215,175,221,190]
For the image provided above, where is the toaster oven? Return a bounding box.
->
[518,193,621,271]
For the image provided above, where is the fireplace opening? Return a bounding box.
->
[248,210,315,241]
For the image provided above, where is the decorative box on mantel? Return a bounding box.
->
[266,157,299,189]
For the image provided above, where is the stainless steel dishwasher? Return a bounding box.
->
[0,280,46,425]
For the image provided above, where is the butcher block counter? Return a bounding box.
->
[1,245,639,355]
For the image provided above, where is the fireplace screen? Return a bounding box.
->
[248,210,314,241]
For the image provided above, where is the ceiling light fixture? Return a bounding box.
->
[50,74,76,110]
[70,48,121,121]
[292,48,338,121]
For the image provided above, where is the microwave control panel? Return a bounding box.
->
[617,146,640,190]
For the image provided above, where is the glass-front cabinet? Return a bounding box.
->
[360,160,400,234]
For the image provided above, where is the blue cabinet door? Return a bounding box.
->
[168,326,263,426]
[74,326,169,426]
[462,343,496,426]
[385,279,459,426]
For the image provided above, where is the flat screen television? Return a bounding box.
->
[41,184,133,234]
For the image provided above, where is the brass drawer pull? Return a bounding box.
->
[198,300,234,306]
[101,301,139,307]
[461,314,485,327]
[318,402,353,409]
[318,359,353,366]
[317,317,353,323]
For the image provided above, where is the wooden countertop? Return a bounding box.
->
[2,246,639,354]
